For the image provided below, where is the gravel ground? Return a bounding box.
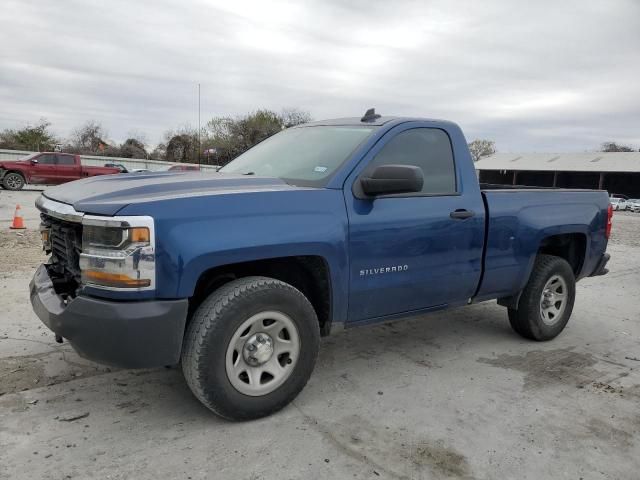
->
[609,210,640,248]
[0,192,639,479]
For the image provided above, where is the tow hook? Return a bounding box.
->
[55,334,63,344]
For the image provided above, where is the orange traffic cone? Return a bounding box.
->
[10,204,26,230]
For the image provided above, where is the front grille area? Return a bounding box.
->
[41,213,83,288]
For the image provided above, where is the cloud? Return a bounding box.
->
[1,0,638,151]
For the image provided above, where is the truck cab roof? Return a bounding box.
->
[300,116,453,128]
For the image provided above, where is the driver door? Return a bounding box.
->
[344,125,485,323]
[29,154,58,184]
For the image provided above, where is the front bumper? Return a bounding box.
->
[30,264,188,368]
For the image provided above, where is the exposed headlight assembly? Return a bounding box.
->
[79,216,155,290]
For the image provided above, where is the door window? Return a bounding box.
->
[368,128,456,195]
[56,154,75,165]
[37,154,57,164]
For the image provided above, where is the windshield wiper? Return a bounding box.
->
[242,171,255,175]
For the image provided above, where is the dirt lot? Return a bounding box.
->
[0,192,639,479]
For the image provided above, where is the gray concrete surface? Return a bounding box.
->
[1,192,639,479]
[1,189,43,229]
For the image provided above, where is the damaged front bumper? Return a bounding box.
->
[30,264,188,368]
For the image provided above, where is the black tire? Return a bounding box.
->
[181,276,320,420]
[2,172,25,190]
[508,254,576,341]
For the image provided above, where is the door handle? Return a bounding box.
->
[450,209,475,220]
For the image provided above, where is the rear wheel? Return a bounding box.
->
[2,172,25,190]
[508,254,576,341]
[181,276,320,420]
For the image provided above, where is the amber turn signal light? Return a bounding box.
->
[129,227,150,243]
[82,270,151,288]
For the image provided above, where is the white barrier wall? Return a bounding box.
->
[0,149,219,172]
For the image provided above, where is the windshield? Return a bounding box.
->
[219,125,375,187]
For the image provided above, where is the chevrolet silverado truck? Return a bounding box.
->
[30,110,612,420]
[0,152,120,190]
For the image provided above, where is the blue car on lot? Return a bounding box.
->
[30,109,612,420]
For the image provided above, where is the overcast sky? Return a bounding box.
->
[1,0,639,151]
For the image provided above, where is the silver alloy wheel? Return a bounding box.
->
[225,311,300,396]
[539,275,568,325]
[5,173,23,189]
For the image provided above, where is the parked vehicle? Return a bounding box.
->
[168,164,200,171]
[30,110,611,420]
[626,199,640,212]
[610,197,628,211]
[610,193,629,200]
[0,153,120,190]
[104,163,129,173]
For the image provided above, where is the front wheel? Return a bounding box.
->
[181,276,320,420]
[2,172,25,190]
[508,254,576,341]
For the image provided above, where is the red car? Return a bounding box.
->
[0,152,120,190]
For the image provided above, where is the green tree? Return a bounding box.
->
[164,127,199,163]
[203,109,311,166]
[119,138,147,158]
[0,119,58,151]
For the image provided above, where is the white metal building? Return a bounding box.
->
[476,152,640,197]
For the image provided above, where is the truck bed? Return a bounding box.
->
[475,188,610,302]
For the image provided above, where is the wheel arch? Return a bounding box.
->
[498,232,586,309]
[188,255,334,336]
[537,233,587,276]
[2,169,28,185]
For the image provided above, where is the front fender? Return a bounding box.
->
[2,167,30,183]
[120,189,350,326]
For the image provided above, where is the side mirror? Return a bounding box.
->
[360,165,423,196]
[31,158,39,164]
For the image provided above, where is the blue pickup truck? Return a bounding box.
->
[30,110,612,420]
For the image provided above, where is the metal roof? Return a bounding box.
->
[475,152,640,172]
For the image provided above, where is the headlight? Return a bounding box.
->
[79,216,155,290]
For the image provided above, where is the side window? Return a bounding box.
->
[37,154,57,164]
[56,154,75,165]
[368,128,456,195]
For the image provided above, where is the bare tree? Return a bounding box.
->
[126,130,148,147]
[149,143,166,160]
[468,139,496,162]
[280,108,312,128]
[67,121,110,154]
[600,142,634,152]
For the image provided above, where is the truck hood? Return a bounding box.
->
[43,171,303,216]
